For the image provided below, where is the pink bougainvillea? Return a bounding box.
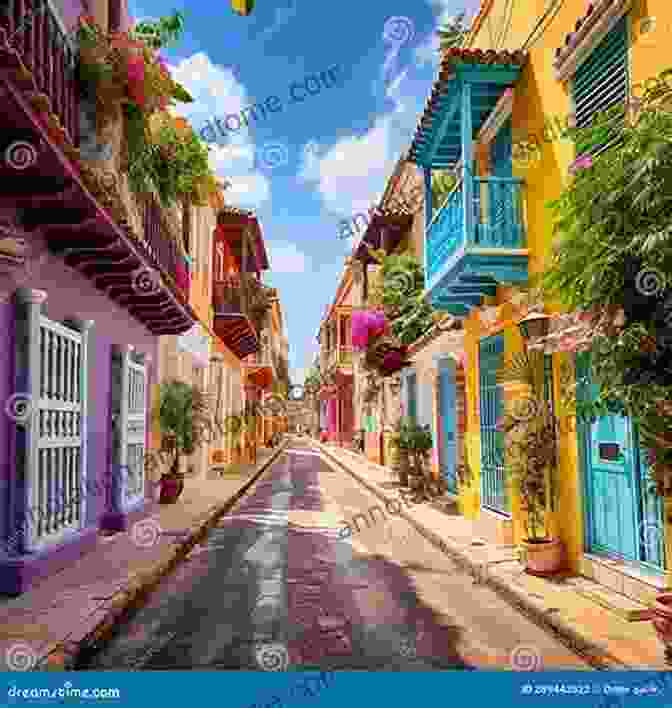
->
[126,54,146,107]
[351,309,389,350]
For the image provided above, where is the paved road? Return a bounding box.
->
[78,438,590,671]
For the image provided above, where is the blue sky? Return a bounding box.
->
[129,0,479,382]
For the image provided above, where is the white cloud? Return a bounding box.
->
[167,52,271,209]
[298,117,394,218]
[265,241,310,274]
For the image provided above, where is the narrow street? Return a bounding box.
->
[78,439,589,671]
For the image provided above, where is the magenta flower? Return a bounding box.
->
[569,154,593,174]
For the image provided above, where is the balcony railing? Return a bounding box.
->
[212,273,265,324]
[141,194,189,301]
[427,176,526,283]
[1,0,81,146]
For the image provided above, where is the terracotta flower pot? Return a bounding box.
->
[521,537,564,576]
[652,593,672,663]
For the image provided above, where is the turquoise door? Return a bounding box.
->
[578,354,665,568]
[479,335,508,514]
[439,360,457,493]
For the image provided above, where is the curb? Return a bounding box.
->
[315,442,630,671]
[39,441,289,671]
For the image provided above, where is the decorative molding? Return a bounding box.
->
[554,0,633,83]
[478,88,514,144]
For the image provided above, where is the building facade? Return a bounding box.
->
[406,0,672,604]
[0,0,197,593]
[317,263,355,445]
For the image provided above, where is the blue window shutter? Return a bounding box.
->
[571,15,629,155]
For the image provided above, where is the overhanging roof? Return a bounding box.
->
[408,48,527,169]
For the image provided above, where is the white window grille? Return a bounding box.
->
[10,289,93,553]
[110,345,147,511]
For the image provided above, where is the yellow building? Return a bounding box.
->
[405,0,672,605]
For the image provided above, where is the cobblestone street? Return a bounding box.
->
[78,440,589,671]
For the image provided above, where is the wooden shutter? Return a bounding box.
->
[571,15,629,154]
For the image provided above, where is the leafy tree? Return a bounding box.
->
[438,12,470,49]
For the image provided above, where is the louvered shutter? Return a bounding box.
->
[571,15,629,155]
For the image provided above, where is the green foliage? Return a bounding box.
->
[368,250,437,346]
[154,380,211,476]
[391,418,433,452]
[496,353,558,538]
[437,12,469,48]
[431,171,457,213]
[540,67,672,494]
[132,11,186,49]
[127,115,213,206]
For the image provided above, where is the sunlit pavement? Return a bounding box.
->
[78,437,589,671]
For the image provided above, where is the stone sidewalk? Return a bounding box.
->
[315,441,668,670]
[0,442,287,672]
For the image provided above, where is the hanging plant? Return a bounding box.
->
[126,112,216,206]
[367,249,437,346]
[77,13,192,115]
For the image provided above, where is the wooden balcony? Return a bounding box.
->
[0,0,81,148]
[407,47,529,316]
[0,2,194,334]
[426,175,528,315]
[212,274,267,359]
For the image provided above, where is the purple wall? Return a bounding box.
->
[0,253,157,536]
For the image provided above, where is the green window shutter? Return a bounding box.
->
[571,14,629,156]
[407,372,418,423]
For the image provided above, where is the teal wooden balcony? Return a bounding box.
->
[407,47,529,316]
[426,174,528,315]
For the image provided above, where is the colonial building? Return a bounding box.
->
[0,0,196,592]
[406,0,671,605]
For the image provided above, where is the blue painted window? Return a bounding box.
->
[571,15,629,156]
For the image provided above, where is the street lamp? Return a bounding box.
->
[517,310,550,342]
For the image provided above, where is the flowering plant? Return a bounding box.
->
[77,13,193,115]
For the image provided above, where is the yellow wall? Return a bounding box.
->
[457,0,670,573]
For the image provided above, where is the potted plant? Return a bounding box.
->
[497,351,564,575]
[407,422,435,500]
[155,380,211,504]
[390,418,413,487]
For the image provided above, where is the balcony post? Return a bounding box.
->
[461,82,474,248]
[424,167,432,234]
